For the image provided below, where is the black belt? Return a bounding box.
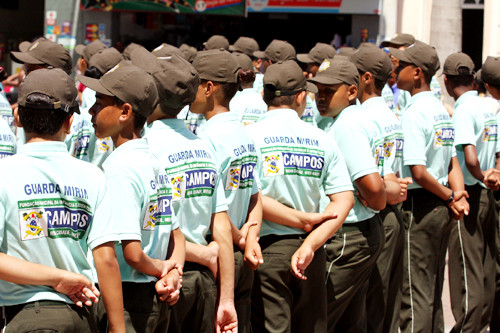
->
[2,300,68,322]
[337,216,375,234]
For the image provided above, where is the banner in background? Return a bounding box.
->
[82,0,245,16]
[246,0,380,14]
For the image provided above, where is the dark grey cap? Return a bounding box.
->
[18,68,79,114]
[297,42,337,64]
[443,52,475,75]
[254,39,296,62]
[264,60,318,96]
[192,49,241,83]
[381,33,416,47]
[130,47,200,111]
[78,60,159,118]
[203,35,229,51]
[350,44,392,81]
[151,43,184,59]
[389,40,440,76]
[10,39,73,74]
[482,56,500,86]
[75,40,107,63]
[230,37,260,58]
[308,58,359,86]
[88,47,124,75]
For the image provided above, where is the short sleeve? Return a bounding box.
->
[212,171,229,213]
[452,105,476,147]
[322,141,354,195]
[0,201,5,246]
[87,179,120,250]
[402,110,427,166]
[92,174,143,248]
[332,120,379,182]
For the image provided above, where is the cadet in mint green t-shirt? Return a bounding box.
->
[248,60,354,333]
[390,41,469,333]
[444,52,500,333]
[193,49,263,333]
[81,60,185,333]
[130,48,234,333]
[0,68,123,332]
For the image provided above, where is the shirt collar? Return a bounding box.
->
[18,141,68,156]
[454,90,478,109]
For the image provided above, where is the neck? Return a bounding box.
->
[410,80,431,96]
[360,91,380,103]
[452,86,473,100]
[112,128,142,148]
[204,104,229,121]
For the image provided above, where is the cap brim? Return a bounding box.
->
[297,53,313,63]
[75,44,85,56]
[306,81,318,93]
[78,75,115,97]
[388,47,411,63]
[253,51,265,59]
[308,76,344,86]
[10,51,45,65]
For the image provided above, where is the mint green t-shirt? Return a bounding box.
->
[382,83,397,115]
[0,117,15,158]
[229,88,267,126]
[401,91,455,190]
[102,139,177,283]
[145,119,228,245]
[300,94,318,126]
[177,105,206,135]
[253,72,264,93]
[246,108,353,237]
[0,93,15,134]
[361,96,403,177]
[453,90,498,186]
[0,141,117,306]
[329,105,384,223]
[198,112,259,229]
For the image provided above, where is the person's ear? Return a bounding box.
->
[64,114,74,134]
[295,90,307,105]
[13,107,22,128]
[205,81,215,98]
[347,84,358,102]
[413,67,423,81]
[119,103,133,123]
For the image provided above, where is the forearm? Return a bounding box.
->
[383,173,403,205]
[410,164,453,200]
[355,172,387,210]
[185,242,212,266]
[464,145,485,183]
[0,253,80,287]
[448,156,466,192]
[122,240,163,278]
[301,191,354,252]
[93,242,125,333]
[211,212,235,302]
[168,228,185,270]
[262,195,307,229]
[246,192,263,240]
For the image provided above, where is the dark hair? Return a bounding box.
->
[84,66,104,79]
[446,67,474,87]
[158,103,183,118]
[201,79,239,102]
[358,70,386,92]
[239,69,255,85]
[263,85,295,107]
[422,70,434,85]
[113,97,147,130]
[18,93,73,135]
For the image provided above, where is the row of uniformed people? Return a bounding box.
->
[1,33,500,333]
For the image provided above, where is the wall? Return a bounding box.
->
[483,0,500,59]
